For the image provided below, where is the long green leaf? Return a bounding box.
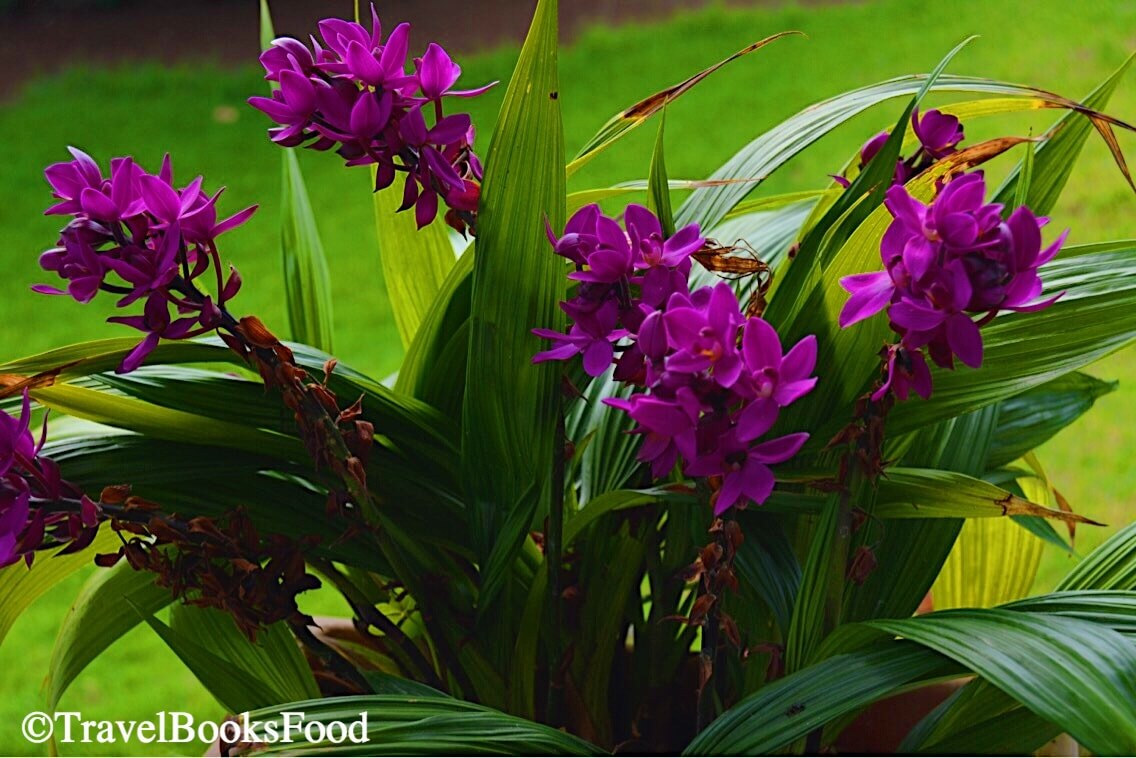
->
[169,604,319,705]
[866,609,1136,755]
[1058,520,1136,591]
[30,384,304,460]
[647,111,675,236]
[372,178,457,349]
[395,247,474,409]
[45,562,172,710]
[461,0,564,615]
[903,590,1136,753]
[988,371,1116,468]
[137,607,286,714]
[874,467,1095,525]
[260,1,335,352]
[0,530,119,646]
[244,695,606,755]
[280,150,335,352]
[684,641,957,755]
[676,72,1136,232]
[733,511,800,632]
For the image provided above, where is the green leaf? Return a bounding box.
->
[1012,136,1035,211]
[395,246,473,410]
[461,0,565,614]
[845,408,995,623]
[260,0,335,352]
[684,641,956,755]
[30,384,304,461]
[1058,520,1136,591]
[45,562,172,710]
[568,373,647,506]
[0,529,120,646]
[676,71,1135,232]
[568,33,800,176]
[258,0,274,51]
[279,150,335,352]
[930,517,1043,609]
[647,111,675,236]
[988,371,1116,468]
[372,174,458,349]
[784,489,845,674]
[243,695,606,755]
[169,604,319,705]
[136,605,286,713]
[866,609,1136,755]
[874,467,1096,525]
[733,511,800,632]
[903,590,1136,753]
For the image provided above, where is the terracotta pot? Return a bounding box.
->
[832,678,969,754]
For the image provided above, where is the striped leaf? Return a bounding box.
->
[461,0,565,614]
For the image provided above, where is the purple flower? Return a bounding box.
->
[912,108,964,160]
[535,204,816,511]
[108,292,205,374]
[0,392,104,568]
[835,109,966,189]
[663,282,746,387]
[0,479,31,568]
[685,423,809,515]
[873,345,933,402]
[43,147,105,216]
[533,302,627,377]
[839,172,1065,398]
[735,319,817,440]
[0,392,36,479]
[250,6,491,230]
[37,150,253,373]
[547,205,601,265]
[603,388,701,478]
[414,43,497,101]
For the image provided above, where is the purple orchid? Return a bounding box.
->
[414,43,497,101]
[686,426,810,515]
[839,172,1065,399]
[249,5,492,233]
[534,204,816,513]
[912,108,964,160]
[0,392,101,569]
[36,150,254,373]
[834,108,966,189]
[533,301,628,377]
[663,282,746,388]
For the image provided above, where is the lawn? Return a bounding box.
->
[0,0,1134,753]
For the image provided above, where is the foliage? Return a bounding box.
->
[1,1,1135,755]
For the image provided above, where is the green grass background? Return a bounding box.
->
[0,0,1134,753]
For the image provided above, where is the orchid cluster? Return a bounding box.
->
[534,204,817,514]
[834,108,965,189]
[37,148,253,373]
[249,5,492,232]
[0,392,99,568]
[839,172,1065,400]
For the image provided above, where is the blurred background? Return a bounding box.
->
[1,0,1133,754]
